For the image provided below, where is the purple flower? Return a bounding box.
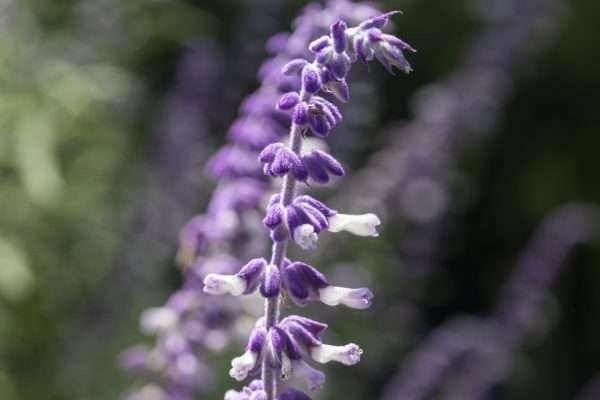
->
[203,258,267,296]
[290,96,342,137]
[259,143,308,180]
[260,264,281,298]
[301,64,322,93]
[301,149,345,183]
[282,261,373,309]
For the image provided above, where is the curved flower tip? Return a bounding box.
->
[293,224,319,250]
[140,307,178,334]
[311,343,363,366]
[318,286,373,309]
[229,350,258,381]
[327,212,381,237]
[203,273,246,296]
[277,388,312,400]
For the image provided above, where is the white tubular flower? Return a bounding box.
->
[293,224,319,249]
[139,307,178,334]
[293,359,326,391]
[311,343,363,366]
[203,273,246,296]
[327,213,381,236]
[229,350,258,381]
[318,286,373,309]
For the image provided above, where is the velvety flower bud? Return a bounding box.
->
[238,258,269,293]
[358,11,400,30]
[302,154,328,184]
[353,34,374,62]
[259,143,285,163]
[302,150,344,183]
[265,328,286,369]
[282,58,309,76]
[271,147,304,176]
[260,145,308,181]
[283,315,328,338]
[382,33,416,52]
[327,213,381,236]
[294,195,336,218]
[282,262,328,305]
[260,264,281,298]
[277,388,312,400]
[308,35,330,53]
[292,102,309,125]
[264,202,284,229]
[330,20,347,53]
[282,318,323,349]
[301,64,322,94]
[323,79,350,102]
[378,41,413,74]
[311,343,363,365]
[312,150,344,176]
[327,52,350,80]
[308,112,330,137]
[277,92,301,111]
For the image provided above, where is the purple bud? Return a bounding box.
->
[282,262,329,306]
[258,143,285,163]
[382,33,416,52]
[293,161,309,182]
[313,150,345,176]
[353,35,373,62]
[301,64,322,94]
[264,203,284,229]
[277,388,312,400]
[282,315,328,338]
[292,102,309,125]
[282,58,309,76]
[277,92,300,111]
[283,319,322,349]
[265,328,285,368]
[247,326,267,353]
[308,112,330,137]
[315,49,333,65]
[359,11,401,30]
[367,28,383,43]
[330,20,347,53]
[237,258,267,294]
[327,53,349,80]
[260,264,281,298]
[297,203,329,229]
[282,262,310,304]
[324,79,350,103]
[271,147,303,176]
[302,153,330,183]
[308,35,330,53]
[294,195,336,217]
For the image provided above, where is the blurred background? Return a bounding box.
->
[1,0,600,399]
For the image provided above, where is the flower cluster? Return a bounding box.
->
[204,9,414,400]
[121,2,391,399]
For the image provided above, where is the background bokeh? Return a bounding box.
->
[1,0,600,399]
